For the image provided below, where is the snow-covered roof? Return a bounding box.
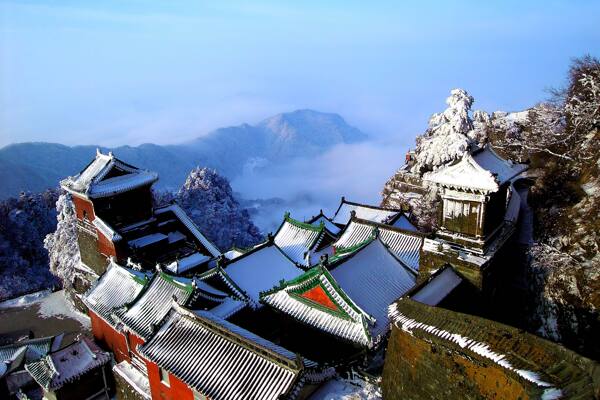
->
[60,149,158,199]
[263,236,418,347]
[83,260,151,325]
[93,216,122,242]
[306,211,341,235]
[207,297,247,319]
[119,273,195,339]
[25,337,110,391]
[0,334,64,370]
[154,204,221,257]
[332,198,401,226]
[164,252,211,274]
[274,214,326,266]
[333,218,423,271]
[425,145,527,193]
[391,214,418,232]
[261,266,375,347]
[218,243,305,307]
[328,238,416,341]
[139,305,309,400]
[128,233,167,249]
[223,248,245,260]
[410,266,463,306]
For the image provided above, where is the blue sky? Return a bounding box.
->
[1,0,599,148]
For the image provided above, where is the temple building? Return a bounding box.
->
[261,235,416,362]
[61,150,220,306]
[55,149,599,400]
[274,213,338,267]
[0,334,65,398]
[332,215,423,272]
[25,337,112,400]
[420,145,528,291]
[139,304,334,400]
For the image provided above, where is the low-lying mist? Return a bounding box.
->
[232,140,407,232]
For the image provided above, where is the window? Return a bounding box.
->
[193,390,208,400]
[83,210,88,220]
[159,367,170,386]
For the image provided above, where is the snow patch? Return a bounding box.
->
[310,377,382,400]
[36,291,91,328]
[0,289,51,309]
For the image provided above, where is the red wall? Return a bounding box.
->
[97,232,118,258]
[146,360,194,400]
[127,333,146,359]
[89,310,130,363]
[72,195,96,222]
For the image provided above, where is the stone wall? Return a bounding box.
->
[76,227,109,276]
[382,299,600,399]
[383,325,533,399]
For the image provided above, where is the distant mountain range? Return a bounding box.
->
[0,110,367,199]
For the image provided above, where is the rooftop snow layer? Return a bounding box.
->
[274,216,323,266]
[425,145,527,193]
[332,199,401,226]
[83,261,150,325]
[222,244,304,306]
[334,219,422,271]
[119,273,194,339]
[139,305,308,400]
[25,337,110,390]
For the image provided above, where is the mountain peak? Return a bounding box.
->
[257,109,367,146]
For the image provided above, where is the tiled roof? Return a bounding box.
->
[334,218,423,271]
[329,238,416,341]
[26,337,110,391]
[391,214,418,232]
[208,297,247,319]
[139,305,308,400]
[424,145,527,193]
[83,260,151,325]
[409,265,463,306]
[164,252,211,274]
[332,198,401,226]
[119,273,194,339]
[306,212,341,235]
[274,214,324,266]
[60,150,158,199]
[261,266,374,347]
[0,334,64,371]
[154,204,221,257]
[264,238,417,346]
[219,243,305,307]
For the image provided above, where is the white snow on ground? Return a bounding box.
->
[36,290,90,328]
[310,378,382,400]
[0,289,51,309]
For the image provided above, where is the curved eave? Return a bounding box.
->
[86,172,159,199]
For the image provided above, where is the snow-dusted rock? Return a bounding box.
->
[176,167,263,250]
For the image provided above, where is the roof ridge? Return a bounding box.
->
[351,216,426,237]
[282,212,324,232]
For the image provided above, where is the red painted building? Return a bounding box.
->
[61,150,158,276]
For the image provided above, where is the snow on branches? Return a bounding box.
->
[410,89,477,174]
[44,193,81,290]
